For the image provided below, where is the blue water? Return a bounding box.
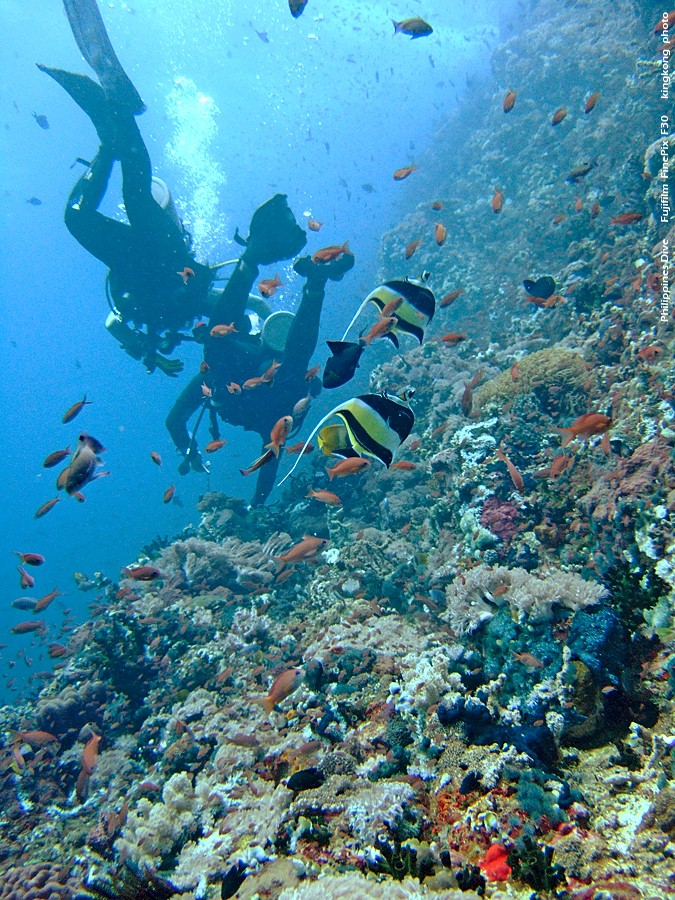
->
[0,0,518,701]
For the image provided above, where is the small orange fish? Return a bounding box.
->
[503,89,517,112]
[305,364,321,381]
[252,667,304,714]
[492,189,503,213]
[558,412,612,447]
[18,566,34,590]
[201,382,213,398]
[242,375,267,390]
[266,416,294,457]
[240,448,275,476]
[390,461,416,471]
[10,621,46,635]
[440,287,464,307]
[510,362,519,382]
[312,241,351,263]
[654,11,675,33]
[551,106,568,126]
[512,651,544,670]
[409,439,422,451]
[495,447,525,492]
[227,382,242,394]
[440,332,466,345]
[285,441,314,455]
[13,552,45,566]
[258,274,284,298]
[121,565,161,580]
[48,643,70,658]
[610,213,643,225]
[34,588,62,613]
[552,214,566,224]
[277,536,329,566]
[150,451,162,467]
[393,163,417,181]
[549,454,572,478]
[434,223,447,246]
[326,457,371,480]
[307,488,342,506]
[637,345,663,363]
[205,439,227,453]
[590,202,600,219]
[262,360,282,383]
[163,484,176,504]
[177,267,195,285]
[362,316,397,346]
[379,296,403,317]
[575,196,583,212]
[62,395,92,424]
[12,730,58,747]
[431,200,444,210]
[82,732,102,775]
[34,497,61,518]
[405,238,422,259]
[584,91,599,113]
[308,218,323,231]
[210,322,237,337]
[43,446,71,468]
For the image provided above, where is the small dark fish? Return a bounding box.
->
[252,25,269,42]
[11,598,38,611]
[392,17,433,39]
[323,340,365,389]
[26,197,42,206]
[221,861,247,899]
[361,183,376,193]
[523,275,556,300]
[286,767,325,792]
[62,395,92,424]
[288,0,308,18]
[565,160,596,183]
[34,497,61,519]
[32,112,49,129]
[43,446,71,468]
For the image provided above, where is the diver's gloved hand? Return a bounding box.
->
[243,194,307,267]
[178,448,210,475]
[155,355,184,377]
[294,252,355,285]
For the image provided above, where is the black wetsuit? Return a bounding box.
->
[166,259,328,506]
[39,0,213,370]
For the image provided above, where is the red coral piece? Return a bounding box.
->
[479,843,512,881]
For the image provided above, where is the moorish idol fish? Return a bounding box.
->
[340,274,435,348]
[278,391,415,486]
[322,340,366,389]
[523,275,556,300]
[317,423,360,458]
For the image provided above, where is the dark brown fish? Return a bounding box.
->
[62,395,92,424]
[34,497,61,518]
[43,446,71,468]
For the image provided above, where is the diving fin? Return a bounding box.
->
[62,0,146,114]
[37,65,118,149]
[233,227,248,248]
[244,194,307,266]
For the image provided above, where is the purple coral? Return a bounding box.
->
[480,496,519,544]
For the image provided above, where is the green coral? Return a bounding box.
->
[472,348,594,417]
[603,558,670,633]
[508,836,565,895]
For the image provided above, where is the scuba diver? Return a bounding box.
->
[166,248,354,505]
[36,0,217,375]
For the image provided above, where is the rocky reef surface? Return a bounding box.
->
[2,0,675,898]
